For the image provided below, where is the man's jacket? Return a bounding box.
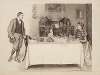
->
[7,18,25,38]
[7,18,25,43]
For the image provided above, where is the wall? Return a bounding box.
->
[30,4,87,37]
[64,4,87,26]
[30,4,45,37]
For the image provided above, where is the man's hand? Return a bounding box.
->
[23,35,26,39]
[10,35,15,39]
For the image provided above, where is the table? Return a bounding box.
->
[24,40,84,69]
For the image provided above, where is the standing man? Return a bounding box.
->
[7,12,25,63]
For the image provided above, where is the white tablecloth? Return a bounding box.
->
[24,40,83,68]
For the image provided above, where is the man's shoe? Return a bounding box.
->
[17,59,21,63]
[14,57,17,62]
[8,57,12,62]
[14,57,21,63]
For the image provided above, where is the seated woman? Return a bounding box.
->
[60,17,71,37]
[47,28,54,42]
[53,23,60,37]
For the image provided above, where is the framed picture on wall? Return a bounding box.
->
[45,4,62,12]
[76,9,84,19]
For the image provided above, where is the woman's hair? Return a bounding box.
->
[17,12,23,17]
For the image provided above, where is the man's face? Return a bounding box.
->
[77,25,82,30]
[19,14,24,20]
